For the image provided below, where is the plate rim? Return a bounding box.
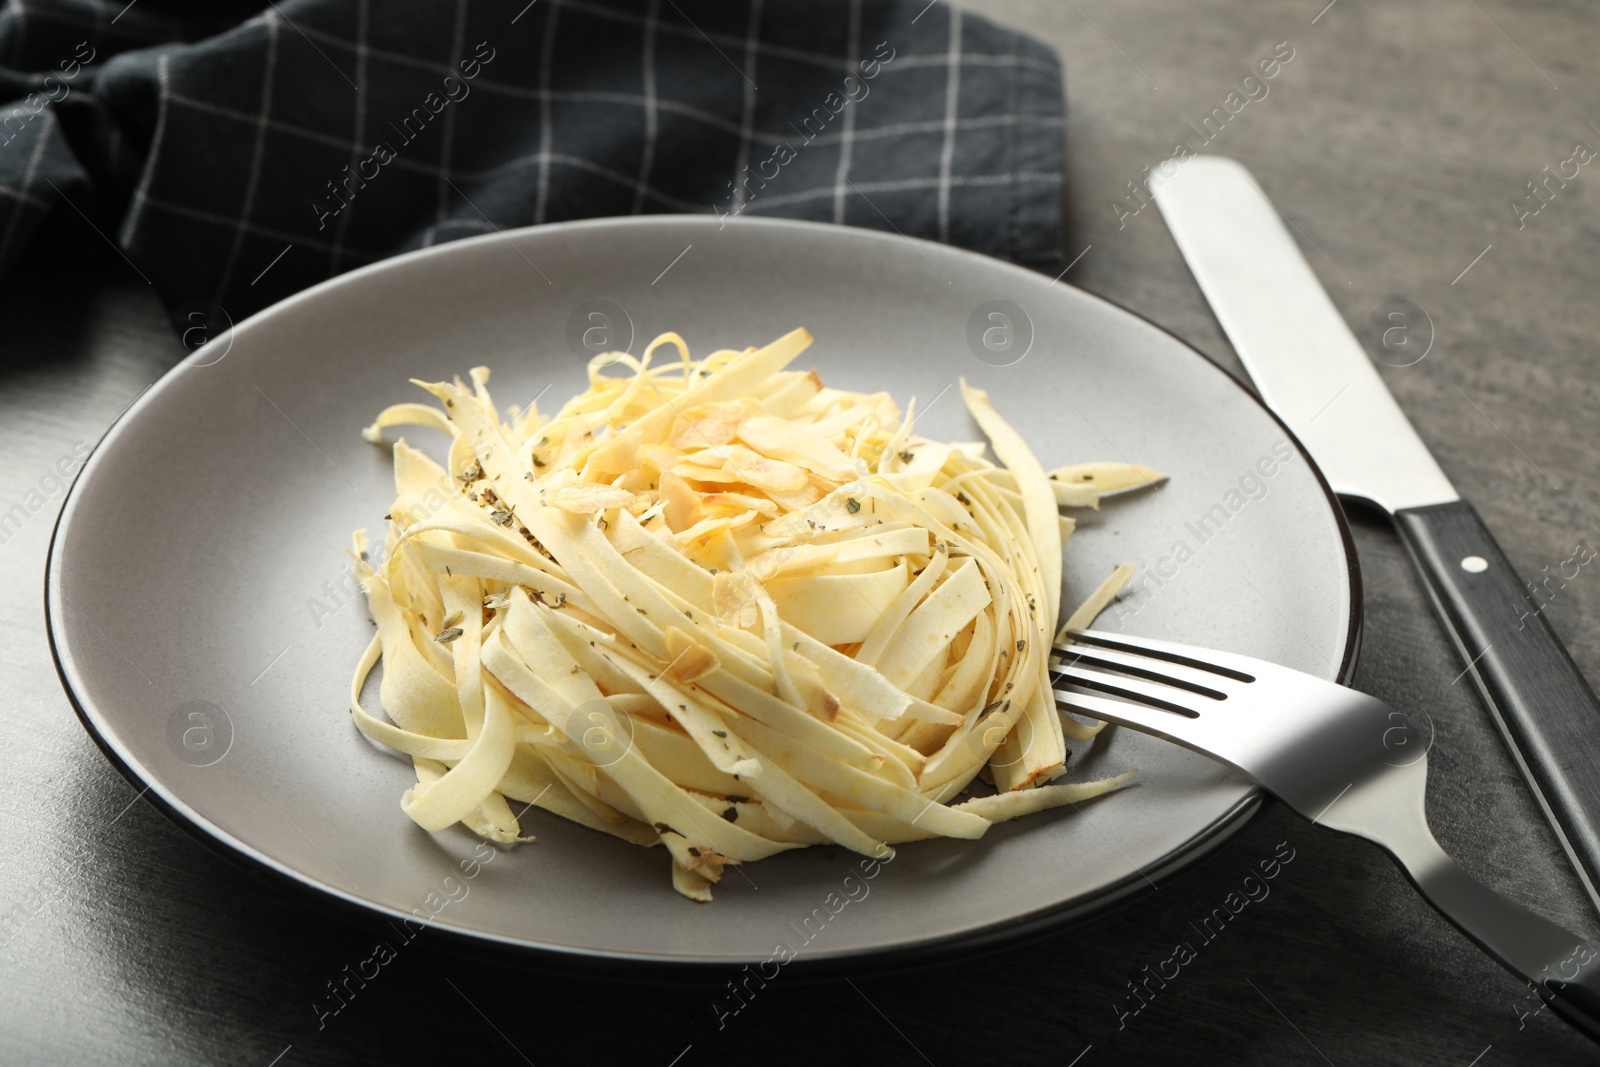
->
[45,213,1362,971]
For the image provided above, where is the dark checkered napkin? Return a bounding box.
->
[0,0,1064,326]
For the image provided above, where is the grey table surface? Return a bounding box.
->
[3,1,1598,1064]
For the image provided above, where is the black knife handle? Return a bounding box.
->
[1396,499,1600,902]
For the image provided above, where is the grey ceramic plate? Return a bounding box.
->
[48,216,1358,971]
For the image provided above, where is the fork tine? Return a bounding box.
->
[1050,687,1216,753]
[1060,628,1263,683]
[1050,646,1232,700]
[1052,663,1207,718]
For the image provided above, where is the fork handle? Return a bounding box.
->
[1320,759,1600,1040]
[1385,826,1600,1039]
[1396,500,1600,909]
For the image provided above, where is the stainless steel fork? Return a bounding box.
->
[1051,628,1600,1042]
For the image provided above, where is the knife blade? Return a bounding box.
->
[1153,155,1600,911]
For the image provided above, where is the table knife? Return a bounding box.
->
[1153,155,1600,911]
